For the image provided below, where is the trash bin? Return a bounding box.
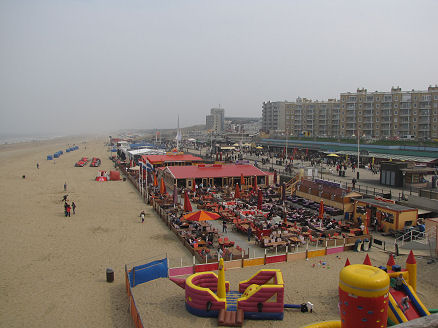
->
[106,268,114,282]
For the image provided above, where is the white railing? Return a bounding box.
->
[395,226,436,246]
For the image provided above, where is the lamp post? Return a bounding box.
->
[402,171,406,200]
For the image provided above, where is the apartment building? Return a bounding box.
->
[262,98,340,137]
[206,107,225,134]
[261,85,438,139]
[261,101,287,133]
[340,86,438,139]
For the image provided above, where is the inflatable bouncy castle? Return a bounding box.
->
[170,259,305,326]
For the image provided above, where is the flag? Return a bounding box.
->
[145,158,153,172]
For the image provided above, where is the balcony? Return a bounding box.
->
[381,110,391,116]
[399,111,410,116]
[419,110,430,116]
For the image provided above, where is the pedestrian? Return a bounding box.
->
[62,194,68,202]
[36,163,39,169]
[64,182,67,192]
[222,220,227,233]
[247,226,252,242]
[217,247,223,260]
[72,202,76,214]
[66,204,71,217]
[401,296,409,313]
[352,178,356,189]
[140,210,145,223]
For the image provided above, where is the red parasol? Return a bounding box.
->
[318,200,324,219]
[160,178,166,195]
[234,183,241,199]
[257,189,263,210]
[182,210,220,221]
[183,191,192,212]
[153,173,158,187]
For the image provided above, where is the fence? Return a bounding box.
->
[167,235,368,277]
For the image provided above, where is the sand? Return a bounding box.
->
[0,137,437,328]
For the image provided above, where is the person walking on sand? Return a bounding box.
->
[64,182,67,192]
[71,202,76,214]
[36,162,39,169]
[66,204,71,217]
[140,210,145,223]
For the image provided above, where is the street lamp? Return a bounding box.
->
[402,171,406,200]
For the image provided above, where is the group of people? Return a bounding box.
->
[62,194,76,217]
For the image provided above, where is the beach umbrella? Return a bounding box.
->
[240,173,245,186]
[182,210,220,222]
[257,189,263,210]
[327,153,339,157]
[153,173,158,187]
[319,200,324,219]
[183,191,192,212]
[256,146,263,149]
[253,176,257,191]
[173,184,178,205]
[234,183,241,199]
[160,178,166,195]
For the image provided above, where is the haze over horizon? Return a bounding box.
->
[1,0,437,136]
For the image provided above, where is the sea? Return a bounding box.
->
[0,133,65,145]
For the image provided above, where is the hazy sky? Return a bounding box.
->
[1,0,437,136]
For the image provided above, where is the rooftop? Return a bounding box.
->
[165,164,268,179]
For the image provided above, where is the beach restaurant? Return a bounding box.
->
[352,197,418,232]
[141,153,203,170]
[160,163,268,189]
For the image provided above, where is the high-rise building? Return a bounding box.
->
[206,108,225,134]
[339,86,438,139]
[262,98,340,137]
[261,101,287,133]
[261,85,438,139]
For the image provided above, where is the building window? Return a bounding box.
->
[376,118,379,122]
[414,104,417,108]
[376,104,380,108]
[394,118,398,122]
[434,95,438,100]
[394,96,398,101]
[376,97,380,101]
[434,118,437,122]
[413,125,416,129]
[394,104,398,108]
[394,111,398,115]
[413,118,417,122]
[413,111,417,115]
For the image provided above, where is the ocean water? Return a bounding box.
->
[0,133,64,145]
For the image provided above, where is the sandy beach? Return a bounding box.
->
[1,137,437,328]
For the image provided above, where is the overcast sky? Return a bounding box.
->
[1,0,437,136]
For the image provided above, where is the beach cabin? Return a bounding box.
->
[353,198,418,232]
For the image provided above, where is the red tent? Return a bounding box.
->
[184,192,192,212]
[109,171,120,181]
[257,189,263,210]
[234,183,241,199]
